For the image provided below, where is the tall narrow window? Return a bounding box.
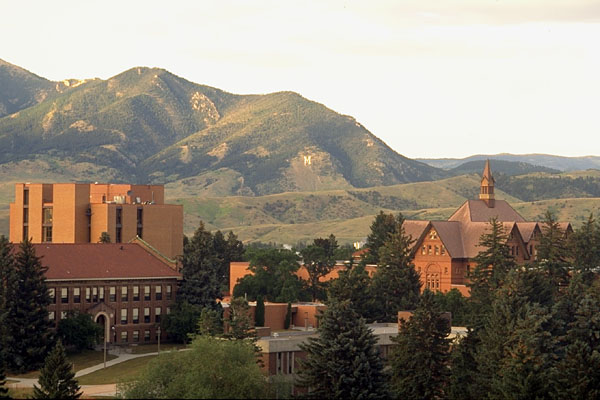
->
[23,188,29,205]
[86,287,91,303]
[42,208,53,243]
[166,285,172,300]
[155,285,162,301]
[92,287,98,302]
[133,308,139,324]
[121,331,128,343]
[144,286,150,301]
[133,286,140,301]
[136,208,143,238]
[61,288,68,304]
[121,286,128,302]
[49,288,56,304]
[155,307,161,323]
[121,309,128,324]
[116,208,123,243]
[109,287,116,302]
[73,287,81,303]
[144,308,150,323]
[99,287,105,301]
[133,330,140,342]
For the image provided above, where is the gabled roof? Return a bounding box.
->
[516,222,539,243]
[33,243,181,281]
[430,221,464,258]
[448,200,526,223]
[403,220,430,248]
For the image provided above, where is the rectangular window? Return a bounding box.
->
[421,245,426,255]
[144,286,150,301]
[133,286,140,301]
[137,208,143,239]
[73,287,81,303]
[116,227,122,243]
[121,331,128,343]
[42,226,53,243]
[155,285,162,301]
[166,285,172,300]
[144,330,151,342]
[289,352,295,374]
[43,208,53,224]
[155,307,161,323]
[166,307,171,315]
[109,287,116,302]
[22,225,28,242]
[99,287,105,301]
[61,311,68,320]
[277,352,283,374]
[121,286,128,302]
[144,307,150,323]
[61,288,68,304]
[133,308,139,324]
[23,208,28,223]
[86,287,91,303]
[49,288,56,303]
[434,245,439,255]
[92,287,98,302]
[49,311,55,321]
[133,330,140,342]
[121,309,128,325]
[441,245,446,255]
[116,208,122,225]
[23,188,29,205]
[427,245,432,255]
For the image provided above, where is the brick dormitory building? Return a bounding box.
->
[7,182,184,345]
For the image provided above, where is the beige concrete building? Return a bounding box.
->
[9,183,183,259]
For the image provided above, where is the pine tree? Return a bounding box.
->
[370,214,421,322]
[296,300,388,399]
[3,239,54,373]
[536,210,571,288]
[177,223,222,309]
[195,307,223,337]
[467,217,517,330]
[0,236,13,371]
[255,295,265,327]
[32,340,81,399]
[98,231,111,243]
[328,261,374,321]
[390,290,451,399]
[364,211,399,264]
[0,355,8,400]
[568,213,600,276]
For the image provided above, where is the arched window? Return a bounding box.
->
[425,264,442,292]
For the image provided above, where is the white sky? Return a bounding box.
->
[2,0,599,158]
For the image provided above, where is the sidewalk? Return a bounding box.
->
[7,349,165,397]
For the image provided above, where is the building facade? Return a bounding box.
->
[38,243,181,344]
[9,183,183,259]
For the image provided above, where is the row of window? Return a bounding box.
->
[120,306,170,324]
[120,329,155,343]
[276,351,295,375]
[49,284,172,304]
[420,244,446,256]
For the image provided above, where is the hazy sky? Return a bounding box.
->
[2,0,599,158]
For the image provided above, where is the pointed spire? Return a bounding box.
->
[479,159,495,207]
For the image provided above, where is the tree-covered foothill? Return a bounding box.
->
[233,248,309,303]
[2,239,54,373]
[32,340,81,399]
[296,300,389,399]
[57,311,102,351]
[119,335,270,399]
[390,290,451,399]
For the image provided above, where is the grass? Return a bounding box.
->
[8,349,117,379]
[77,355,157,385]
[129,343,185,354]
[7,387,34,399]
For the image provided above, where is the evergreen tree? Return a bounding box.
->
[284,302,292,330]
[162,301,203,343]
[551,340,600,400]
[390,290,451,399]
[568,213,600,276]
[177,222,223,310]
[467,217,516,330]
[447,329,480,400]
[195,307,223,337]
[370,214,421,322]
[3,239,53,373]
[33,340,81,399]
[224,297,263,367]
[328,261,374,321]
[0,236,13,368]
[536,210,571,288]
[255,295,265,327]
[364,211,399,264]
[98,232,111,243]
[0,355,8,399]
[296,300,388,399]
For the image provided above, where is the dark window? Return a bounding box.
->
[116,227,122,243]
[23,208,28,224]
[23,189,29,205]
[166,285,172,300]
[155,307,161,323]
[116,208,122,225]
[137,208,143,238]
[133,330,140,342]
[49,288,56,303]
[42,226,52,243]
[86,287,91,303]
[109,287,116,302]
[133,308,139,324]
[155,285,162,301]
[144,286,150,301]
[133,286,140,301]
[22,226,28,241]
[121,286,128,302]
[144,308,150,323]
[144,330,151,342]
[73,287,81,303]
[121,331,128,343]
[61,288,68,304]
[92,287,98,302]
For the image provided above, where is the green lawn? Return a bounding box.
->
[77,355,157,385]
[129,343,186,354]
[8,349,117,379]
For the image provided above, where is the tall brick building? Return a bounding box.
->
[9,183,183,259]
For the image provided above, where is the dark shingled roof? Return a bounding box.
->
[32,243,181,280]
[448,199,526,223]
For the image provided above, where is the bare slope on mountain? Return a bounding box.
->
[0,64,443,194]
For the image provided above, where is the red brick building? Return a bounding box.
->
[38,243,181,344]
[405,160,571,295]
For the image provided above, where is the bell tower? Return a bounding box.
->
[479,159,495,208]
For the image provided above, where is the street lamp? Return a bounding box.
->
[103,318,108,369]
[157,326,161,354]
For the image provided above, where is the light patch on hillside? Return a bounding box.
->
[364,138,374,147]
[244,146,270,157]
[9,112,19,119]
[190,92,220,123]
[368,161,385,176]
[179,145,191,163]
[69,120,95,132]
[42,104,57,132]
[208,142,229,161]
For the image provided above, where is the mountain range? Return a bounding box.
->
[1,58,599,242]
